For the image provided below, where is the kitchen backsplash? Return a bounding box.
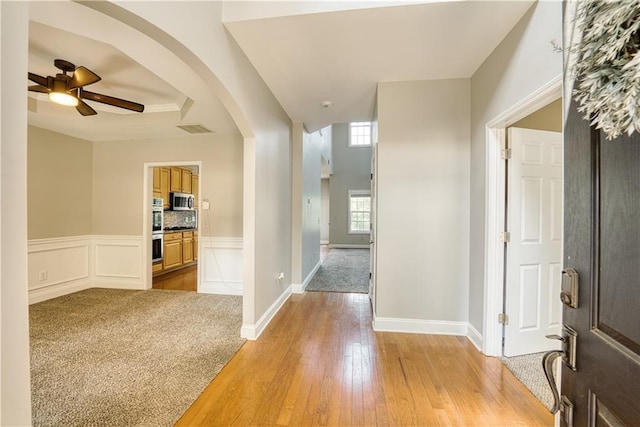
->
[164,210,197,229]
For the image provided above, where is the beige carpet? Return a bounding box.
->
[29,288,245,427]
[501,352,553,411]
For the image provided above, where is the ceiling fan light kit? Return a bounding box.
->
[28,58,144,116]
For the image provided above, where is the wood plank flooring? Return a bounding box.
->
[176,292,553,426]
[152,265,197,292]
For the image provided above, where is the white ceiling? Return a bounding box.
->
[27,0,535,141]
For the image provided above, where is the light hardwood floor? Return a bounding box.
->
[176,292,552,426]
[153,265,197,292]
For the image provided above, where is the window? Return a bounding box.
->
[348,122,372,147]
[348,190,371,234]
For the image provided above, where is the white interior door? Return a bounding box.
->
[504,127,562,357]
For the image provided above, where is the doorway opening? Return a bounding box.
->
[483,76,562,357]
[143,161,202,293]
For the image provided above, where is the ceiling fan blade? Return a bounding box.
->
[28,85,50,94]
[69,66,101,89]
[81,89,144,113]
[76,100,97,116]
[28,72,48,87]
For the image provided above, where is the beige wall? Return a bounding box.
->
[376,78,470,321]
[91,133,243,238]
[28,126,93,239]
[469,1,562,335]
[512,98,562,132]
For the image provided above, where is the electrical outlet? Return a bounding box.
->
[39,271,48,281]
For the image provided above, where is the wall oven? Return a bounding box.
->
[152,198,163,262]
[152,234,163,263]
[152,198,163,233]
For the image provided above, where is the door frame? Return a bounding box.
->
[142,161,202,291]
[482,75,562,357]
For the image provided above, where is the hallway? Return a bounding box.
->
[177,291,552,426]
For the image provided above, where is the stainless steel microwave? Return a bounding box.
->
[170,192,195,210]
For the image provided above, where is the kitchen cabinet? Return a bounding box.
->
[181,169,192,193]
[161,167,170,209]
[152,167,162,199]
[152,262,163,274]
[191,174,199,207]
[163,232,183,270]
[194,231,198,261]
[170,167,182,192]
[182,231,194,264]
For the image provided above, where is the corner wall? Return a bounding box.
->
[469,1,562,340]
[1,2,32,424]
[375,79,470,332]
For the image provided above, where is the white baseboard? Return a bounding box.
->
[199,281,243,296]
[241,285,292,340]
[329,244,369,249]
[200,237,243,295]
[372,316,468,336]
[29,278,92,304]
[292,259,321,293]
[467,323,483,352]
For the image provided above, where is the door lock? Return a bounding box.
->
[561,268,579,308]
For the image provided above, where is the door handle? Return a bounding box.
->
[542,325,577,414]
[542,349,564,413]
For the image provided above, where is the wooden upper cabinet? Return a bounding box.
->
[153,167,161,193]
[191,174,199,207]
[161,168,171,210]
[181,169,192,193]
[170,167,182,192]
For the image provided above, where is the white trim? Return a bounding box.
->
[241,285,292,340]
[483,75,562,357]
[292,259,321,293]
[372,316,468,336]
[329,244,369,249]
[320,240,329,245]
[467,323,483,352]
[199,237,243,296]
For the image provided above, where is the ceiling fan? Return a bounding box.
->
[28,59,145,116]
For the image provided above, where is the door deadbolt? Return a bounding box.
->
[561,268,579,308]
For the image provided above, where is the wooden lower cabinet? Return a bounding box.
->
[158,231,198,274]
[182,231,194,264]
[163,232,183,270]
[194,232,198,261]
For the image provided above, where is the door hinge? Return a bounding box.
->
[369,272,372,279]
[371,173,373,180]
[501,148,512,160]
[498,313,509,325]
[500,231,511,243]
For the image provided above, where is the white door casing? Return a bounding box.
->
[504,127,563,357]
[369,144,377,304]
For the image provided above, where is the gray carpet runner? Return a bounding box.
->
[501,352,553,411]
[306,248,370,293]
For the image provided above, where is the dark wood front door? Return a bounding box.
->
[563,93,640,424]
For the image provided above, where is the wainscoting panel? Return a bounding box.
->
[199,237,243,295]
[93,236,144,289]
[28,237,91,304]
